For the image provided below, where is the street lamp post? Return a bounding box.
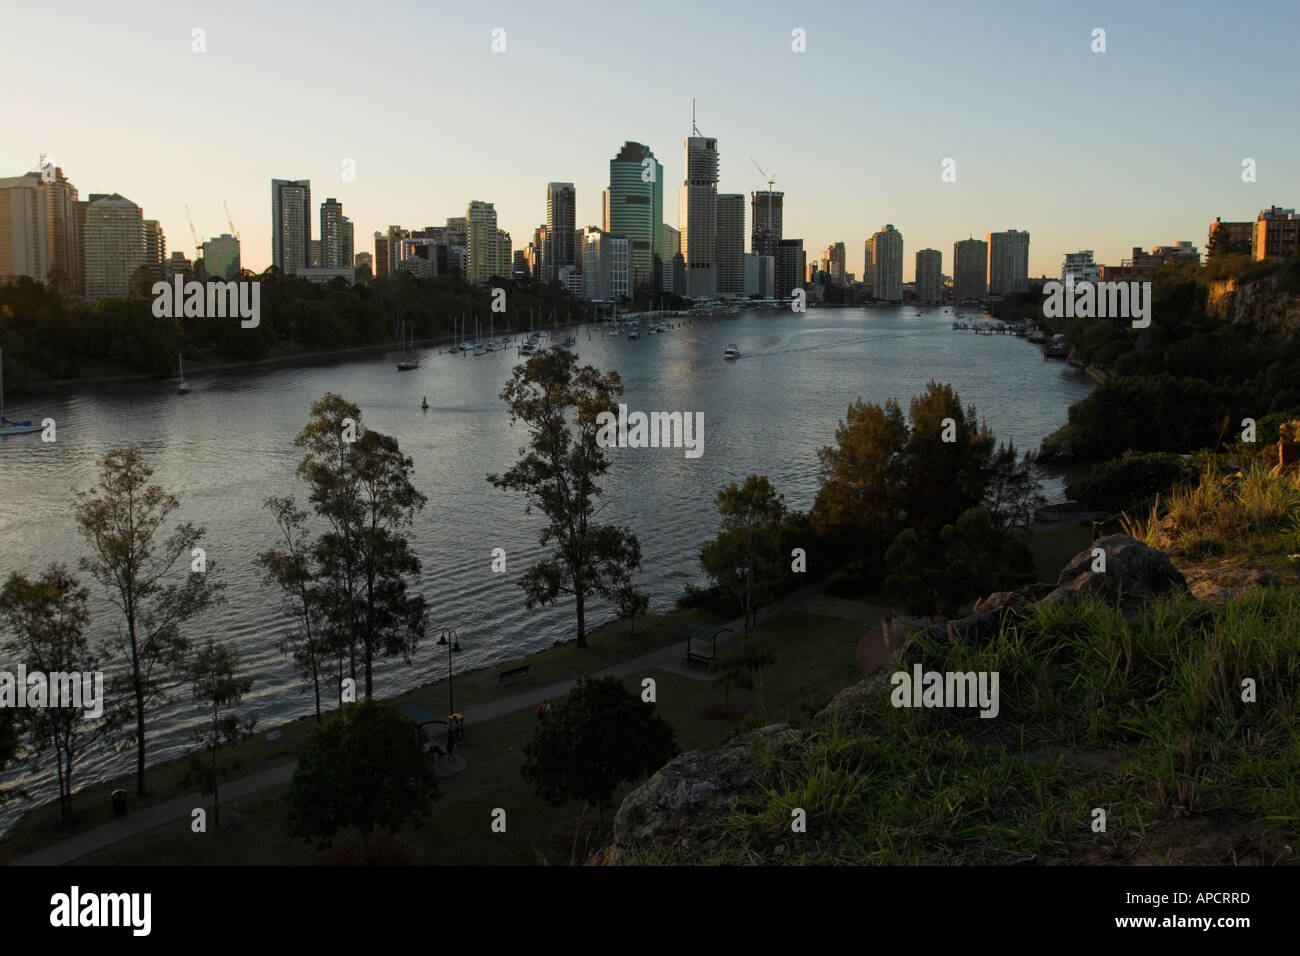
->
[436,628,462,715]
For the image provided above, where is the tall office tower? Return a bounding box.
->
[354,251,373,276]
[545,182,577,281]
[1061,250,1099,284]
[466,201,508,285]
[774,238,805,299]
[665,223,686,293]
[320,198,352,269]
[871,225,903,301]
[0,167,82,290]
[308,240,321,269]
[716,193,745,295]
[751,190,783,259]
[444,217,468,248]
[679,134,718,297]
[603,142,663,294]
[529,225,546,280]
[513,249,530,279]
[271,178,311,275]
[0,172,50,283]
[821,241,846,283]
[385,225,409,277]
[203,234,241,280]
[952,238,989,300]
[862,238,874,295]
[581,227,633,302]
[84,193,143,298]
[374,231,389,278]
[342,218,354,269]
[915,248,942,302]
[987,229,1030,295]
[142,220,166,281]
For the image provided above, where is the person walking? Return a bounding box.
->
[536,699,550,721]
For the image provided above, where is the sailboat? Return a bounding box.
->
[0,346,43,435]
[177,354,190,394]
[396,322,420,370]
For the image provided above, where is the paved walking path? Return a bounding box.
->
[11,581,888,866]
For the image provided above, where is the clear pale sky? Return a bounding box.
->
[4,0,1297,280]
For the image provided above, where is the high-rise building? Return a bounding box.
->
[1253,206,1300,261]
[545,183,576,281]
[373,231,389,278]
[84,193,143,298]
[0,168,83,291]
[952,238,988,300]
[308,240,321,269]
[466,201,511,285]
[581,227,633,302]
[679,135,718,297]
[744,253,775,298]
[603,142,663,294]
[320,198,353,269]
[862,238,874,295]
[661,223,681,293]
[202,234,240,280]
[751,190,783,259]
[987,229,1030,295]
[271,178,311,275]
[140,219,165,283]
[820,241,846,283]
[716,193,745,296]
[513,249,529,279]
[915,248,942,302]
[871,225,903,302]
[775,238,805,299]
[1061,250,1099,284]
[354,251,373,279]
[528,225,546,281]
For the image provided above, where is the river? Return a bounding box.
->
[0,304,1094,835]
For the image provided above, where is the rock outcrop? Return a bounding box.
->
[1039,533,1187,608]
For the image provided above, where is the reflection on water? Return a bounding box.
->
[0,306,1092,830]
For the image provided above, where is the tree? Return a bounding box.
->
[187,639,256,826]
[74,446,224,797]
[257,496,329,721]
[294,395,428,699]
[614,582,649,637]
[521,674,677,830]
[288,698,437,854]
[984,441,1047,533]
[710,642,775,712]
[0,565,117,825]
[0,707,20,805]
[811,397,909,542]
[488,350,642,648]
[901,382,996,537]
[699,475,787,636]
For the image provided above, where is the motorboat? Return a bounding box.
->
[0,346,43,435]
[724,344,740,360]
[177,354,191,394]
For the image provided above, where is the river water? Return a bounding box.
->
[0,304,1093,834]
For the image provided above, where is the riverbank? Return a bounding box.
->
[15,321,598,395]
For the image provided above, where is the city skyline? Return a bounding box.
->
[4,1,1298,281]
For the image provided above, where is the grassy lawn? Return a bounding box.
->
[0,607,716,864]
[69,610,862,866]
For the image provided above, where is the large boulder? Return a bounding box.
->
[612,723,807,853]
[1041,534,1187,608]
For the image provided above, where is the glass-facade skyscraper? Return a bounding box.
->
[603,141,663,295]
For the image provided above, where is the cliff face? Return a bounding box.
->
[1207,271,1300,336]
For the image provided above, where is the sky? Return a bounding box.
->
[4,0,1298,281]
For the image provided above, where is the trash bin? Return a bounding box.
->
[111,789,127,817]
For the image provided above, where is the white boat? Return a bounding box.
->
[627,329,639,340]
[0,346,43,435]
[396,322,420,370]
[177,354,190,394]
[724,344,740,360]
[518,341,540,356]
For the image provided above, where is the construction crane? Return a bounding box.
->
[185,205,202,259]
[223,200,240,241]
[750,156,775,194]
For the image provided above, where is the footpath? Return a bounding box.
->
[11,582,891,866]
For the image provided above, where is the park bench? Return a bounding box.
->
[498,664,530,685]
[682,650,713,667]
